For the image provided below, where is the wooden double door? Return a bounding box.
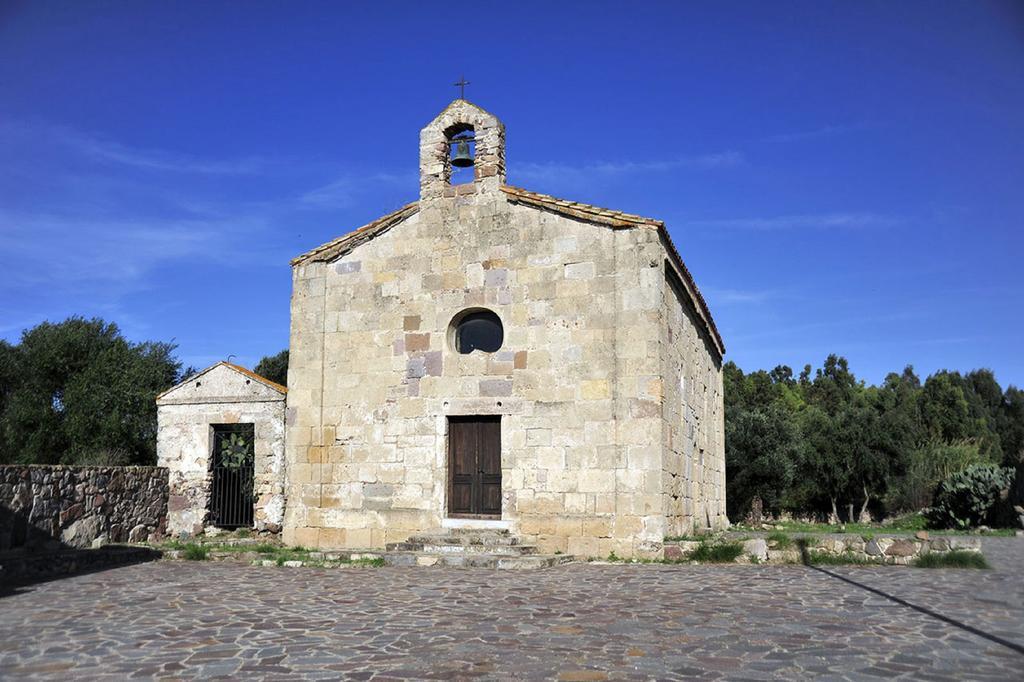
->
[448,416,502,518]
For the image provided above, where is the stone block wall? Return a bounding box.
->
[0,465,168,552]
[661,254,727,537]
[285,191,722,557]
[283,99,727,558]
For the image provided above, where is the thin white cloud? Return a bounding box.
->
[297,171,414,209]
[515,151,744,184]
[725,311,924,345]
[703,287,777,304]
[0,208,269,297]
[763,122,873,143]
[688,212,900,231]
[0,119,268,175]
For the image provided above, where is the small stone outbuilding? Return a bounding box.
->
[156,362,286,536]
[282,99,727,558]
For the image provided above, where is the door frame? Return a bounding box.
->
[446,415,502,520]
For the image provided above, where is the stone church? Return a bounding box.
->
[280,99,727,558]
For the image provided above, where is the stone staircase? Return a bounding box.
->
[383,529,575,569]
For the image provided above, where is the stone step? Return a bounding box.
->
[382,552,575,569]
[386,541,538,556]
[402,531,521,547]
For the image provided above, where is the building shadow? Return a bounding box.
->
[795,538,1024,657]
[0,506,163,596]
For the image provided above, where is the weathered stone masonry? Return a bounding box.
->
[283,99,727,558]
[157,362,286,536]
[0,465,168,551]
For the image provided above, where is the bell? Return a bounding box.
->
[451,139,474,167]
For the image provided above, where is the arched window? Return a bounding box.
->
[452,309,503,354]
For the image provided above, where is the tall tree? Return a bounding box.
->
[0,317,181,465]
[254,350,289,387]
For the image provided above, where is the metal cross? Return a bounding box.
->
[454,75,470,99]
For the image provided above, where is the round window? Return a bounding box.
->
[453,309,503,354]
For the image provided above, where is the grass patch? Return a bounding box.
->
[912,551,989,569]
[182,543,209,561]
[350,557,386,567]
[688,541,744,563]
[887,512,928,531]
[664,534,707,542]
[766,531,793,549]
[806,552,876,566]
[254,543,280,554]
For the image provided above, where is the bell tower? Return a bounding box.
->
[419,98,506,202]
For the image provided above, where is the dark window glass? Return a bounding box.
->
[456,310,503,354]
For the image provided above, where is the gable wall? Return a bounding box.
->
[284,190,673,557]
[157,365,286,535]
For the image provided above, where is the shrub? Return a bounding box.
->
[886,440,989,512]
[912,551,989,569]
[924,464,1015,529]
[182,543,209,561]
[688,542,744,563]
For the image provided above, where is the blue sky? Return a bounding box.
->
[1,1,1022,386]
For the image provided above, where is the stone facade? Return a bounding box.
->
[283,99,726,558]
[156,362,286,536]
[0,465,168,551]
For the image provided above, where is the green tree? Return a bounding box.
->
[998,386,1024,465]
[725,404,799,518]
[0,317,181,465]
[254,350,289,387]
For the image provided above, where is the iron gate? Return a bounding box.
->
[209,423,255,529]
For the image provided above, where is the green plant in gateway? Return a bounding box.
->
[912,551,990,569]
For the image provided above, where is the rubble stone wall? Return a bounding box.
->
[0,465,168,551]
[663,534,983,565]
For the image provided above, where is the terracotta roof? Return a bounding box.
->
[500,185,663,229]
[501,186,725,356]
[155,361,286,402]
[291,203,419,266]
[288,186,724,356]
[222,362,288,394]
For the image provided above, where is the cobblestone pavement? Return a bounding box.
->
[1,538,1022,680]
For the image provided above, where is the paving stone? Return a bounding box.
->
[0,538,1021,678]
